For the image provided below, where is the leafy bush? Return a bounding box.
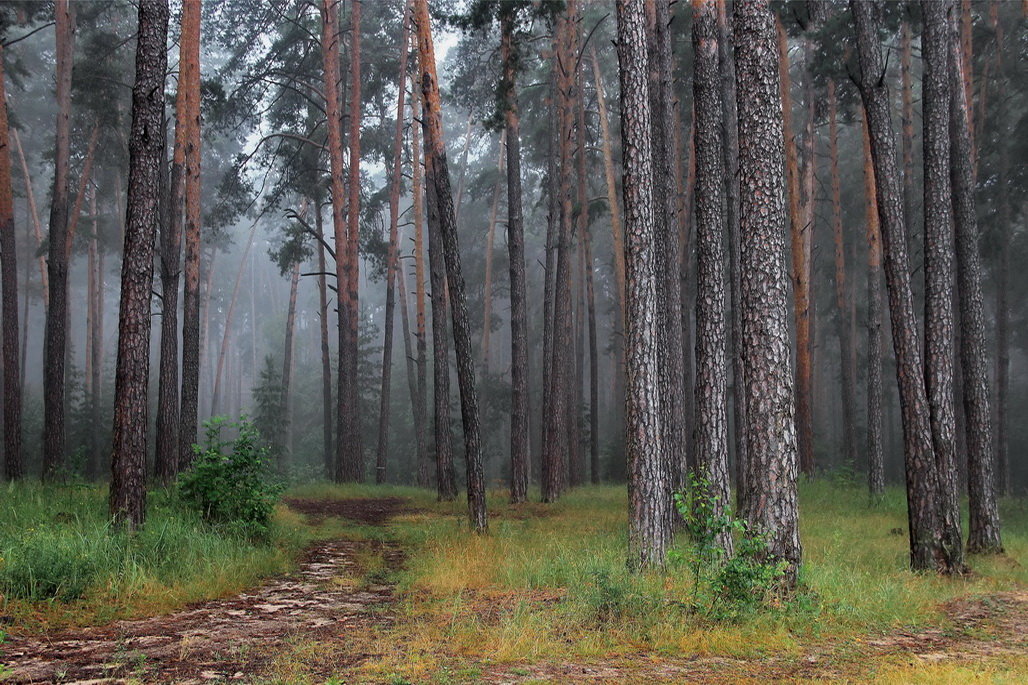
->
[178,417,283,537]
[670,472,787,619]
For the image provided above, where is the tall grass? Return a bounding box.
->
[373,480,1028,669]
[0,482,311,632]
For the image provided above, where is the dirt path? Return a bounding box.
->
[0,498,410,684]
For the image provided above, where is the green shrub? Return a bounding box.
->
[671,472,786,619]
[178,417,283,536]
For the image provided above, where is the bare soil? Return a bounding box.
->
[0,497,412,684]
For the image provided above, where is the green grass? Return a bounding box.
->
[334,480,1028,680]
[0,481,316,632]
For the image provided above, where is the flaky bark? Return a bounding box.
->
[692,0,732,556]
[921,0,964,573]
[852,0,946,572]
[652,0,686,505]
[109,0,168,528]
[616,0,670,571]
[414,0,487,531]
[948,16,1002,554]
[734,0,801,588]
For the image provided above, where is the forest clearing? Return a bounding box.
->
[0,0,1026,682]
[0,484,1026,682]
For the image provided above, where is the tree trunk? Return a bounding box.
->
[900,20,917,259]
[411,79,432,489]
[777,19,814,480]
[0,40,21,480]
[86,187,102,478]
[948,16,1002,554]
[692,0,732,557]
[591,49,626,461]
[178,0,202,469]
[322,0,351,482]
[862,112,885,500]
[576,81,598,487]
[109,0,168,528]
[651,0,686,508]
[337,0,364,483]
[315,206,334,478]
[616,0,669,571]
[828,79,858,471]
[734,0,801,588]
[992,7,1010,496]
[479,134,505,372]
[716,1,746,505]
[42,0,74,480]
[414,0,487,531]
[282,259,300,462]
[501,10,530,502]
[396,239,426,487]
[920,0,964,574]
[211,225,257,415]
[12,130,47,310]
[376,3,412,485]
[543,1,578,503]
[851,0,947,573]
[156,13,191,483]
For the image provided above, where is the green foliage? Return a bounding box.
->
[670,472,787,619]
[252,357,288,465]
[177,417,283,537]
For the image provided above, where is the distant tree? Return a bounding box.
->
[156,0,200,483]
[42,0,75,480]
[375,1,412,485]
[339,0,364,483]
[617,0,669,570]
[178,0,203,471]
[109,0,168,528]
[734,0,801,588]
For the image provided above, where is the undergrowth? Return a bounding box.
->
[346,480,1028,680]
[0,482,313,632]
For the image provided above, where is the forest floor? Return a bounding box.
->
[1,484,1027,683]
[0,497,413,683]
